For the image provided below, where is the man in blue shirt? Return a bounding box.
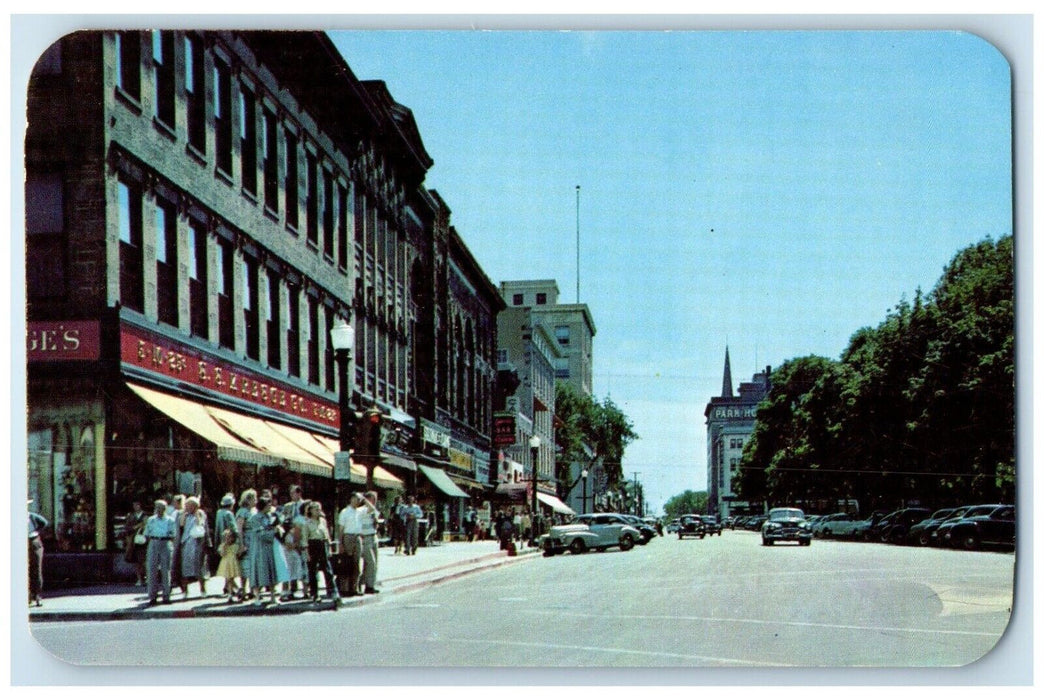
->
[144,500,178,605]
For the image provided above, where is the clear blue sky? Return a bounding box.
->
[338,30,1011,513]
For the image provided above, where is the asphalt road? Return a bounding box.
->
[28,530,1014,671]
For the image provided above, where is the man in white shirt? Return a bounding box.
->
[337,493,364,597]
[358,491,381,594]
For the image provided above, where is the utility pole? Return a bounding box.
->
[632,471,641,515]
[575,184,581,303]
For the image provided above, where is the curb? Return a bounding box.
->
[29,549,541,622]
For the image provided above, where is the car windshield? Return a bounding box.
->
[961,506,998,518]
[769,509,804,521]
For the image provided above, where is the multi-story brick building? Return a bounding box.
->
[24,30,498,577]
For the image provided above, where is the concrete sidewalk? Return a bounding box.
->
[29,540,540,622]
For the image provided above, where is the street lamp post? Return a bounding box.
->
[529,435,540,545]
[329,319,355,527]
[581,468,588,514]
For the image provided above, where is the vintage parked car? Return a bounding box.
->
[761,507,813,546]
[542,513,640,556]
[677,514,707,539]
[666,519,680,534]
[933,504,1005,547]
[811,512,847,537]
[700,515,723,536]
[876,507,932,544]
[943,505,1015,550]
[850,510,889,541]
[621,514,657,544]
[907,507,969,546]
[746,515,768,531]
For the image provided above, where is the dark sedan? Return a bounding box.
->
[945,505,1015,550]
[877,507,932,544]
[621,514,657,544]
[934,504,1007,547]
[908,506,970,546]
[677,514,706,539]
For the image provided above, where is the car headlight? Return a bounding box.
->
[799,522,811,530]
[764,522,781,531]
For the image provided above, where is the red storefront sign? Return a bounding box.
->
[120,323,339,429]
[492,413,517,448]
[27,320,101,361]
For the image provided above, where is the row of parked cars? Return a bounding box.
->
[808,504,1015,550]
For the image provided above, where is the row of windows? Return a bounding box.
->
[111,31,424,413]
[115,173,414,406]
[114,31,360,279]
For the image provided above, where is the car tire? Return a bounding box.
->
[543,548,555,557]
[678,533,683,540]
[961,533,979,551]
[918,532,931,547]
[619,534,635,551]
[801,539,811,546]
[822,529,832,538]
[569,538,587,555]
[762,537,772,546]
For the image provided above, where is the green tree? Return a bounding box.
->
[663,490,708,520]
[735,235,1014,511]
[554,383,639,496]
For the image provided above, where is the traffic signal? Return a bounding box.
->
[356,405,383,462]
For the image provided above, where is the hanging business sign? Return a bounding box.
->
[492,412,516,448]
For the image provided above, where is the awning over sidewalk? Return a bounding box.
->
[205,404,332,477]
[448,473,488,492]
[536,491,575,516]
[418,464,469,498]
[494,482,528,497]
[127,382,277,466]
[127,381,403,488]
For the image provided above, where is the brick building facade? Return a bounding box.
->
[25,30,499,579]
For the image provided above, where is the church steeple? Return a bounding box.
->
[721,346,734,398]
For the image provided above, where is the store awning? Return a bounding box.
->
[380,451,417,472]
[418,464,469,498]
[537,491,576,516]
[494,483,528,496]
[448,473,488,492]
[127,382,403,488]
[205,405,332,477]
[127,383,277,466]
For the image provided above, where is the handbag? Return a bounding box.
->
[133,533,147,545]
[190,523,206,538]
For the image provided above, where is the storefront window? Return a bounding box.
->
[28,424,97,551]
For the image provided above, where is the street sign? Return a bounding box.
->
[334,451,352,481]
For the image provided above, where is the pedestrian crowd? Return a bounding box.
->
[30,485,547,608]
[121,484,463,607]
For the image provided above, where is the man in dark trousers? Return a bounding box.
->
[28,501,48,607]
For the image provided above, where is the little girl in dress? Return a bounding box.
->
[215,528,242,603]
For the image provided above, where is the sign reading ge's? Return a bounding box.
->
[27,321,101,362]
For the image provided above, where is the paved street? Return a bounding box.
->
[27,530,1014,670]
